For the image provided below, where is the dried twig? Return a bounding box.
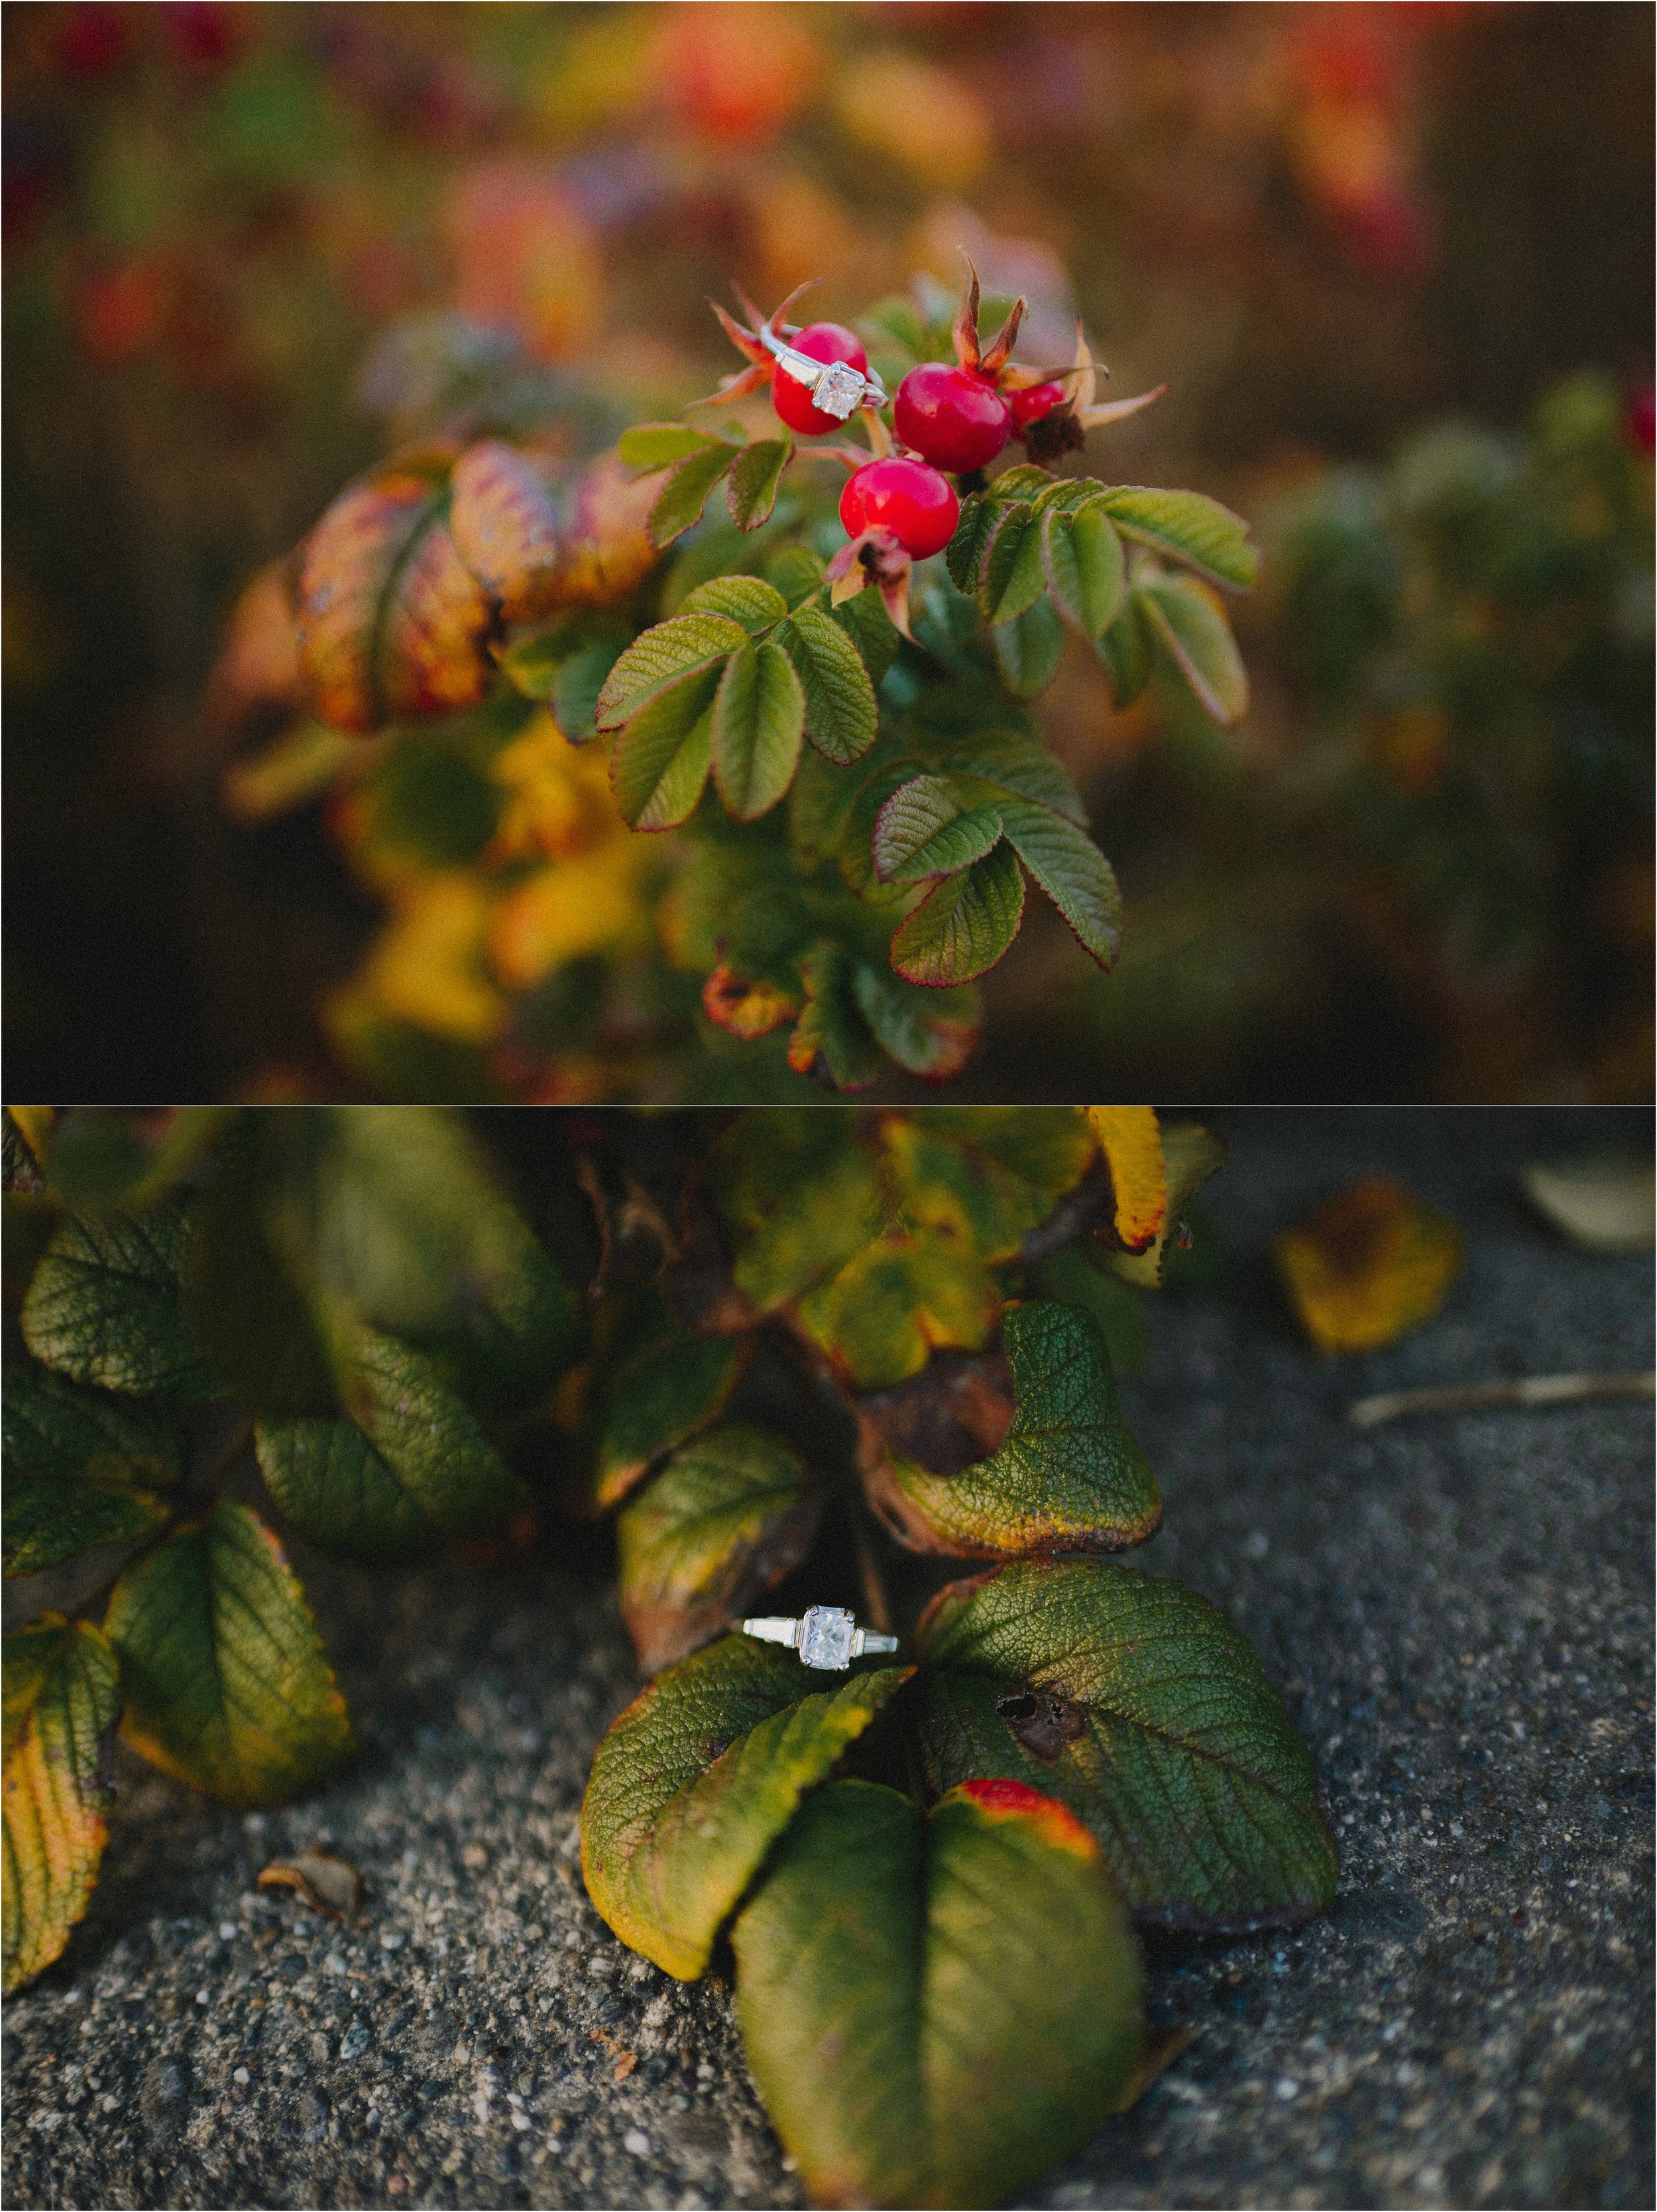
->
[1347,1371,1654,1428]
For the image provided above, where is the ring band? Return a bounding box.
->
[740,1605,899,1670]
[755,327,889,420]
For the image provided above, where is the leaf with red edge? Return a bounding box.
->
[3,1616,121,1993]
[447,441,562,624]
[295,453,497,735]
[889,843,1025,987]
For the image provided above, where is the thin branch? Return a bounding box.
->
[1347,1371,1654,1429]
[852,1507,894,1636]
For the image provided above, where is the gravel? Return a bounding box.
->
[5,1106,1652,2211]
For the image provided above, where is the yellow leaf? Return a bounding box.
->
[488,711,630,864]
[353,874,508,1044]
[1086,1108,1167,1254]
[3,1617,120,1993]
[1274,1176,1463,1355]
[489,850,648,991]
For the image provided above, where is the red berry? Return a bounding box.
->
[840,458,960,561]
[771,321,868,437]
[1623,382,1655,458]
[1009,380,1065,431]
[893,363,1012,472]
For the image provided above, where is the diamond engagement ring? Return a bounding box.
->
[754,326,889,420]
[740,1606,899,1670]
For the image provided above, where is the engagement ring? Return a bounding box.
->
[740,1606,899,1670]
[754,327,889,420]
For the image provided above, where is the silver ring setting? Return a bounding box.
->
[755,326,889,420]
[740,1605,899,1670]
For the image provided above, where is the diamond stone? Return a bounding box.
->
[813,361,866,420]
[798,1605,856,1670]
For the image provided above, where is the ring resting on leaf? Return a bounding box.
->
[742,1607,900,1669]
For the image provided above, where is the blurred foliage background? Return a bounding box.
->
[4,0,1652,1102]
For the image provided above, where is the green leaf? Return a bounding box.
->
[882,1111,1091,1258]
[1,1366,182,1488]
[775,607,881,765]
[595,612,749,730]
[943,729,1087,825]
[859,1299,1160,1557]
[726,438,792,530]
[998,803,1123,969]
[592,1330,751,1513]
[990,595,1066,699]
[711,638,807,821]
[731,1777,1143,2210]
[618,423,727,472]
[1137,574,1250,726]
[677,575,789,633]
[716,1114,883,1313]
[944,491,996,594]
[104,1499,353,1808]
[914,1556,1339,1930]
[830,589,902,690]
[796,1236,1001,1391]
[617,1423,821,1674]
[580,1635,909,1978]
[872,777,1003,885]
[609,666,720,829]
[21,1198,221,1402]
[787,944,882,1092]
[3,1617,121,1993]
[551,639,626,743]
[4,1478,169,1579]
[255,1326,529,1562]
[252,1108,584,1413]
[42,1107,230,1214]
[850,965,980,1083]
[764,542,827,608]
[986,463,1057,503]
[1043,501,1127,636]
[1097,595,1151,705]
[650,442,741,547]
[889,841,1025,986]
[1096,486,1260,588]
[978,504,1048,626]
[496,626,568,701]
[2,1191,59,1303]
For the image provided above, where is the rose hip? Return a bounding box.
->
[893,362,1012,472]
[840,458,960,560]
[771,321,869,436]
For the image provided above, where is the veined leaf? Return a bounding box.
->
[988,463,1058,502]
[726,439,792,531]
[859,1299,1161,1556]
[1098,1120,1228,1288]
[618,423,727,471]
[580,1635,909,1978]
[105,1499,353,1808]
[296,457,496,734]
[21,1198,221,1402]
[712,638,806,821]
[882,1110,1092,1259]
[915,1557,1339,1930]
[4,1478,168,1579]
[650,443,742,547]
[990,595,1066,699]
[610,666,720,830]
[1043,501,1127,637]
[787,945,882,1093]
[3,1617,121,1993]
[1096,486,1259,589]
[997,801,1123,969]
[872,777,1003,886]
[944,491,996,594]
[595,612,748,730]
[797,1236,1001,1392]
[256,1326,529,1562]
[447,440,561,624]
[732,1777,1143,2210]
[1137,573,1249,727]
[889,841,1025,987]
[775,608,880,766]
[1,1366,182,1488]
[830,589,902,691]
[591,1330,751,1513]
[943,729,1088,825]
[850,965,980,1083]
[618,1423,821,1674]
[716,1113,882,1314]
[678,575,789,633]
[978,504,1047,626]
